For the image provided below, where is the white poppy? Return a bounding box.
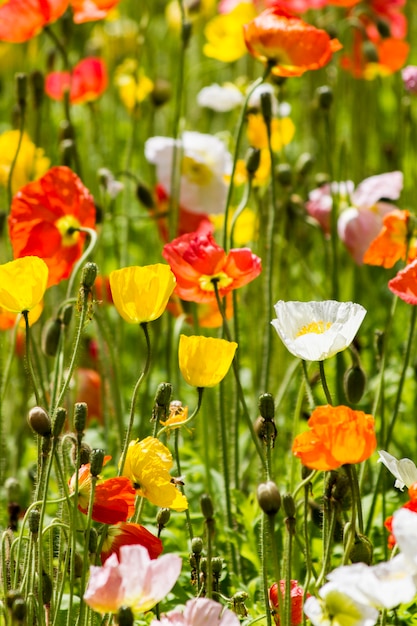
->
[392,508,417,572]
[271,300,367,361]
[197,83,244,112]
[145,132,232,215]
[304,585,378,626]
[378,450,417,491]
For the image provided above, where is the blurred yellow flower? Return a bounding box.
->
[0,131,50,195]
[247,113,295,152]
[0,257,48,313]
[179,334,237,387]
[166,0,216,30]
[109,264,176,324]
[203,3,256,63]
[210,206,257,246]
[114,59,154,111]
[122,437,188,511]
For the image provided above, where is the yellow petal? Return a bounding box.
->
[0,257,48,313]
[179,334,237,387]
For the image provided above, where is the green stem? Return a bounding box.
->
[174,429,193,541]
[118,322,152,476]
[7,101,26,208]
[261,515,272,626]
[268,515,283,626]
[319,361,333,405]
[65,227,98,300]
[22,311,41,406]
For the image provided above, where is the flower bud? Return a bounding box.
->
[200,494,214,521]
[152,383,173,421]
[182,21,192,46]
[212,556,223,575]
[6,590,22,611]
[316,85,333,110]
[11,598,26,622]
[376,18,390,38]
[136,183,154,209]
[5,477,20,503]
[157,507,171,529]
[15,73,27,108]
[276,163,292,187]
[232,591,249,617]
[59,119,75,141]
[53,407,67,438]
[62,304,73,327]
[74,402,88,434]
[344,365,366,404]
[246,147,261,176]
[349,534,373,565]
[42,571,53,605]
[191,536,203,555]
[60,139,74,167]
[31,70,44,109]
[260,91,273,126]
[29,509,40,535]
[257,481,281,515]
[151,78,172,107]
[90,449,105,477]
[81,262,98,291]
[295,152,314,177]
[283,493,296,519]
[42,317,62,357]
[88,528,98,554]
[258,393,275,420]
[362,40,379,63]
[117,606,134,626]
[27,407,52,437]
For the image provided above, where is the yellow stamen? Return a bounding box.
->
[181,156,213,186]
[199,272,233,292]
[55,215,81,246]
[296,321,332,337]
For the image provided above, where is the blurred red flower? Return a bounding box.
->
[9,166,96,287]
[45,58,108,105]
[75,368,102,423]
[0,0,69,43]
[101,523,163,564]
[270,581,306,626]
[243,7,342,77]
[162,232,261,303]
[388,259,417,305]
[153,184,213,243]
[71,0,120,23]
[363,209,416,269]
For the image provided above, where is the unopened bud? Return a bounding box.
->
[200,494,214,521]
[88,528,98,554]
[29,509,40,535]
[182,21,192,46]
[15,73,27,108]
[276,163,292,187]
[344,365,366,404]
[157,507,171,528]
[28,407,51,437]
[11,598,26,622]
[5,477,20,502]
[362,40,379,63]
[212,557,223,575]
[191,536,203,555]
[260,91,273,126]
[60,139,73,166]
[151,78,172,107]
[77,442,92,466]
[31,70,44,109]
[257,481,281,515]
[42,317,62,357]
[117,606,134,626]
[295,152,314,177]
[136,183,155,209]
[42,571,53,605]
[62,304,73,327]
[376,18,390,38]
[349,534,373,565]
[259,393,275,420]
[316,85,333,110]
[246,147,261,176]
[53,407,67,437]
[90,448,105,477]
[74,402,88,434]
[283,493,296,519]
[81,262,98,291]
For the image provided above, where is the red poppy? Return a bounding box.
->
[9,166,96,287]
[0,0,69,43]
[270,581,307,626]
[71,0,120,23]
[363,209,417,269]
[162,232,262,303]
[101,523,163,564]
[74,368,102,424]
[152,185,213,243]
[69,461,136,525]
[341,31,409,78]
[388,259,417,305]
[243,7,342,77]
[45,58,108,105]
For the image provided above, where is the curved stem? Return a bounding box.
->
[118,322,152,476]
[7,102,26,208]
[319,361,333,405]
[65,227,98,300]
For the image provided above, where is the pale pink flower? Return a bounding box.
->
[151,598,240,626]
[84,544,182,614]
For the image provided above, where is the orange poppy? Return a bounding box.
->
[71,0,120,23]
[9,166,96,287]
[388,259,417,305]
[342,32,409,79]
[74,368,102,424]
[69,460,136,525]
[292,405,376,470]
[243,7,342,77]
[101,523,163,564]
[0,0,69,43]
[363,209,417,269]
[45,58,108,105]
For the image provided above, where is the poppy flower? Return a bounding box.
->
[0,131,50,196]
[122,437,188,511]
[203,3,257,63]
[162,232,262,303]
[179,334,237,388]
[45,58,108,105]
[150,598,240,626]
[292,405,376,471]
[363,209,416,268]
[378,450,417,492]
[271,300,366,362]
[402,65,417,94]
[101,523,163,564]
[84,544,182,615]
[388,259,417,305]
[71,0,120,23]
[270,581,306,626]
[243,7,342,77]
[9,166,96,287]
[109,264,176,324]
[74,368,102,424]
[0,257,48,314]
[0,0,69,43]
[69,459,136,524]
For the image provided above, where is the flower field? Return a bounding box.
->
[1,1,417,625]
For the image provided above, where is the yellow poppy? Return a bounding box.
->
[203,3,257,63]
[246,113,295,152]
[122,437,188,511]
[0,257,48,313]
[0,130,50,195]
[109,264,176,324]
[179,334,237,388]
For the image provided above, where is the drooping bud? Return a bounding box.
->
[27,407,51,437]
[349,533,373,565]
[344,365,366,404]
[257,481,281,516]
[90,448,105,477]
[258,393,275,420]
[136,183,154,209]
[52,407,67,438]
[200,494,214,521]
[116,606,134,626]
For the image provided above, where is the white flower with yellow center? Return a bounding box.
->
[304,586,378,626]
[145,132,232,215]
[271,300,367,361]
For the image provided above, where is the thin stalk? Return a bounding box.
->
[7,99,26,208]
[174,429,193,541]
[268,515,284,626]
[319,361,333,405]
[65,227,98,300]
[22,311,41,406]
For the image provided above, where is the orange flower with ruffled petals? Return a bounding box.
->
[292,405,376,470]
[45,58,108,105]
[101,523,163,564]
[364,209,417,268]
[71,0,120,23]
[9,166,96,287]
[388,259,417,305]
[69,459,136,525]
[162,232,261,303]
[243,7,342,77]
[0,0,69,43]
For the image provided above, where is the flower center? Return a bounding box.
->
[296,321,332,337]
[181,156,213,186]
[199,272,233,292]
[55,215,81,246]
